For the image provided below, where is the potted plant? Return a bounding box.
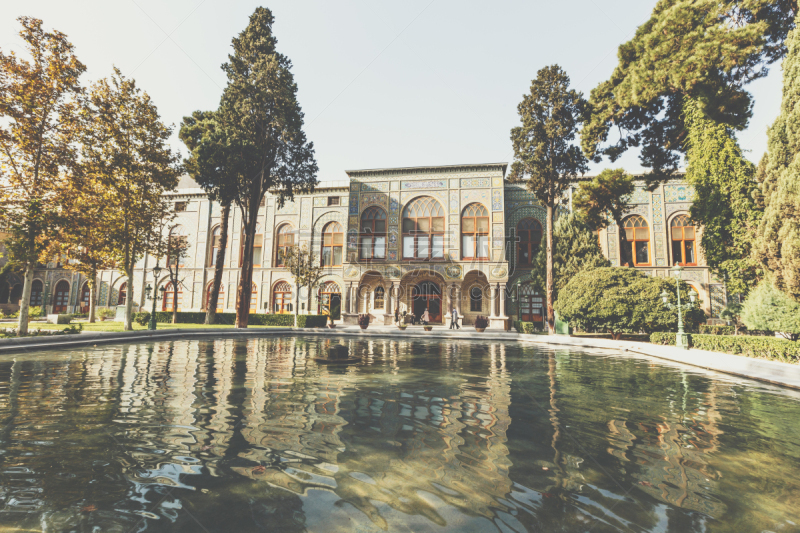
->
[474,315,488,332]
[358,314,370,330]
[398,323,407,330]
[327,314,336,328]
[423,324,433,331]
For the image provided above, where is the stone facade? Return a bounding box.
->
[0,164,720,326]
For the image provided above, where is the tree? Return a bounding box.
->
[217,7,318,328]
[510,65,588,333]
[179,110,239,325]
[163,227,190,324]
[740,280,800,338]
[683,98,762,295]
[582,0,797,178]
[282,244,323,327]
[0,17,85,335]
[82,69,180,331]
[572,168,634,230]
[554,267,705,339]
[530,211,610,301]
[754,12,800,301]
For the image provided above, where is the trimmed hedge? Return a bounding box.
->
[649,332,799,363]
[297,315,328,328]
[699,324,735,336]
[150,312,296,326]
[514,321,535,334]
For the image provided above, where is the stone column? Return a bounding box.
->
[386,284,393,314]
[347,283,354,314]
[489,284,497,318]
[455,285,462,316]
[499,283,507,317]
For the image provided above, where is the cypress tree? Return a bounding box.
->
[755,13,800,301]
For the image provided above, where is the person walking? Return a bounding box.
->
[449,307,459,329]
[394,307,399,325]
[421,309,430,326]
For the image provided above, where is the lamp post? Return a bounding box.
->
[146,263,162,331]
[660,265,698,350]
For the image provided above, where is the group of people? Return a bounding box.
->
[393,307,460,329]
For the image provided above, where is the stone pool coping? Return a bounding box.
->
[0,326,798,391]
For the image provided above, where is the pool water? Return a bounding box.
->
[0,336,799,532]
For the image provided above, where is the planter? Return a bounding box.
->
[359,325,368,330]
[327,324,336,329]
[475,328,486,333]
[398,325,407,331]
[423,326,433,331]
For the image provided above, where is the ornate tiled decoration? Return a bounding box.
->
[344,265,359,279]
[348,215,358,228]
[99,281,108,306]
[449,224,459,249]
[350,182,360,192]
[449,191,459,214]
[492,250,504,262]
[401,180,446,190]
[666,202,691,218]
[360,193,387,213]
[630,187,650,204]
[675,269,704,283]
[400,190,447,205]
[492,212,503,223]
[664,184,695,202]
[389,193,400,214]
[507,206,546,230]
[460,177,490,188]
[389,215,398,225]
[492,225,504,248]
[607,228,618,266]
[341,196,349,207]
[656,270,666,277]
[652,194,664,225]
[277,199,297,215]
[710,284,726,318]
[492,189,503,211]
[349,193,359,215]
[362,182,389,192]
[347,229,358,251]
[69,281,78,306]
[654,223,665,266]
[623,204,650,220]
[449,250,459,261]
[390,181,400,191]
[444,264,462,280]
[388,226,398,248]
[313,197,327,207]
[492,177,503,188]
[460,189,489,208]
[387,250,397,261]
[300,198,312,230]
[449,214,460,224]
[490,265,508,279]
[449,179,459,188]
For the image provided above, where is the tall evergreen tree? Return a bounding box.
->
[510,65,588,333]
[572,168,634,230]
[217,7,318,328]
[582,0,797,178]
[755,13,800,301]
[683,98,762,295]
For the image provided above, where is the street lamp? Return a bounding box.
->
[660,265,698,350]
[146,263,163,330]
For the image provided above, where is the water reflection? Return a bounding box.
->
[0,337,798,532]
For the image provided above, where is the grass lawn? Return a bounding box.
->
[571,332,651,342]
[25,321,286,333]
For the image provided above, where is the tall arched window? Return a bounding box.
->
[273,281,293,313]
[469,286,483,312]
[621,215,650,267]
[517,218,542,266]
[163,281,182,312]
[79,282,90,313]
[360,207,387,260]
[321,222,343,267]
[117,282,127,306]
[275,225,294,267]
[670,214,696,266]
[206,282,224,313]
[240,224,263,268]
[318,281,341,316]
[208,226,222,267]
[53,280,70,314]
[167,226,188,267]
[374,286,385,309]
[402,197,445,260]
[518,284,544,323]
[30,280,43,307]
[461,203,489,259]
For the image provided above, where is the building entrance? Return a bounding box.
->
[412,281,441,323]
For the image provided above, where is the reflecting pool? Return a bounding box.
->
[0,336,799,532]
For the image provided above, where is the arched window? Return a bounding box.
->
[79,282,90,313]
[621,215,650,267]
[360,207,387,260]
[167,226,188,267]
[670,214,696,266]
[321,222,343,267]
[206,282,224,313]
[462,203,489,260]
[163,281,182,312]
[517,218,542,266]
[53,280,70,314]
[318,281,341,316]
[374,286,385,309]
[273,281,293,314]
[30,280,43,307]
[402,197,445,260]
[275,225,294,267]
[240,224,263,268]
[117,282,127,306]
[469,286,483,312]
[0,283,8,304]
[208,226,223,267]
[9,284,21,305]
[518,284,544,323]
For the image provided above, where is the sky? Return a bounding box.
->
[0,0,785,181]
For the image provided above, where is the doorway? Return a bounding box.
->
[53,280,70,314]
[412,281,441,323]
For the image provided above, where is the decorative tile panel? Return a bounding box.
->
[664,184,695,202]
[449,214,460,224]
[388,226,399,249]
[401,180,446,190]
[362,182,389,192]
[492,189,503,211]
[607,227,618,266]
[651,194,664,225]
[630,187,650,204]
[359,193,387,212]
[300,198,312,230]
[654,223,666,266]
[388,250,397,261]
[400,190,447,205]
[348,215,358,228]
[277,199,297,215]
[460,189,489,207]
[460,177,490,188]
[313,197,326,207]
[492,177,503,188]
[449,250,459,261]
[347,229,358,251]
[389,193,400,215]
[710,284,726,318]
[666,203,691,218]
[390,181,400,191]
[492,212,503,223]
[492,225,504,248]
[449,191,459,214]
[349,193,359,215]
[507,206,546,230]
[350,183,360,193]
[449,179,460,188]
[623,204,650,219]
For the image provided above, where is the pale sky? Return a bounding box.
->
[1,0,784,181]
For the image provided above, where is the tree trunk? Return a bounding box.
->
[235,204,259,329]
[545,204,555,334]
[294,283,300,328]
[171,267,179,324]
[124,264,134,331]
[88,269,97,324]
[17,262,34,336]
[205,202,230,325]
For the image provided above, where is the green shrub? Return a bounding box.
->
[649,332,799,363]
[148,312,296,326]
[741,281,800,336]
[134,311,151,326]
[650,332,677,345]
[297,315,327,328]
[28,306,43,319]
[699,324,734,336]
[97,308,116,320]
[515,321,535,334]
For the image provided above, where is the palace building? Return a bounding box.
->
[0,163,726,327]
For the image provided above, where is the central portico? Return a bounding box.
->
[340,163,511,330]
